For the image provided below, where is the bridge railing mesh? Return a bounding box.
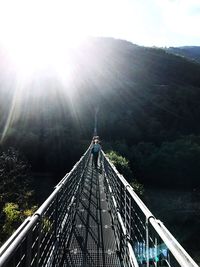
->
[0,147,91,267]
[102,150,199,267]
[0,147,199,267]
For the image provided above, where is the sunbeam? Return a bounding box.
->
[1,83,25,142]
[0,0,87,83]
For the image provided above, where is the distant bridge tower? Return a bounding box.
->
[93,107,99,136]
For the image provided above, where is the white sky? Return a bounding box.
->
[0,0,200,50]
[85,0,200,47]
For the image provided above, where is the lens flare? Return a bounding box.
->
[0,0,87,81]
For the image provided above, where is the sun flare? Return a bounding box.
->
[0,0,90,82]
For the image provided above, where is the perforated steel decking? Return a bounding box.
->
[63,160,122,267]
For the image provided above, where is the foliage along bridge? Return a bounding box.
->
[0,145,199,267]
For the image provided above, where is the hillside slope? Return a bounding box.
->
[166,46,200,63]
[1,38,200,264]
[1,38,200,185]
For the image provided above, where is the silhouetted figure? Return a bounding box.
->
[92,135,100,143]
[91,139,101,169]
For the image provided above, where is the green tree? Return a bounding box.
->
[106,150,144,195]
[0,148,36,244]
[131,136,200,187]
[2,203,21,236]
[0,148,32,206]
[2,202,37,239]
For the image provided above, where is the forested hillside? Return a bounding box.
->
[1,37,200,187]
[166,46,200,63]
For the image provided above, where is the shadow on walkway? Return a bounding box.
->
[63,158,121,267]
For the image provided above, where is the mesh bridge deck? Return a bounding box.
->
[63,159,122,267]
[0,149,198,267]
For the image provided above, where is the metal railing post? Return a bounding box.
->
[155,237,158,267]
[52,193,60,266]
[120,182,124,256]
[35,217,42,267]
[54,194,59,240]
[146,217,150,267]
[26,232,32,266]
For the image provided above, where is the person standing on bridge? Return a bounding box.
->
[91,139,101,169]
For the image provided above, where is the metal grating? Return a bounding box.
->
[63,161,122,267]
[1,148,197,267]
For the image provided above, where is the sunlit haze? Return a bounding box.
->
[0,0,200,78]
[0,0,200,141]
[0,0,88,81]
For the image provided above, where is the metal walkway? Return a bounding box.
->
[63,160,121,266]
[0,147,199,267]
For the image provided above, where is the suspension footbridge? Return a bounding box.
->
[0,146,198,267]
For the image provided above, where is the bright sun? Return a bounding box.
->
[0,0,90,81]
[0,0,94,142]
[0,0,138,82]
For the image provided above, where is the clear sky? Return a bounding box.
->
[0,0,200,49]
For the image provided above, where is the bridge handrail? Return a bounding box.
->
[150,219,199,267]
[0,146,91,267]
[35,148,90,216]
[0,146,198,267]
[102,150,199,267]
[0,217,31,258]
[102,151,154,219]
[103,161,139,267]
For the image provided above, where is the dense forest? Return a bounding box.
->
[1,38,200,249]
[166,46,200,63]
[1,38,200,183]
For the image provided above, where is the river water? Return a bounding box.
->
[143,186,200,265]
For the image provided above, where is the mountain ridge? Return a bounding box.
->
[165,45,200,63]
[0,37,200,185]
